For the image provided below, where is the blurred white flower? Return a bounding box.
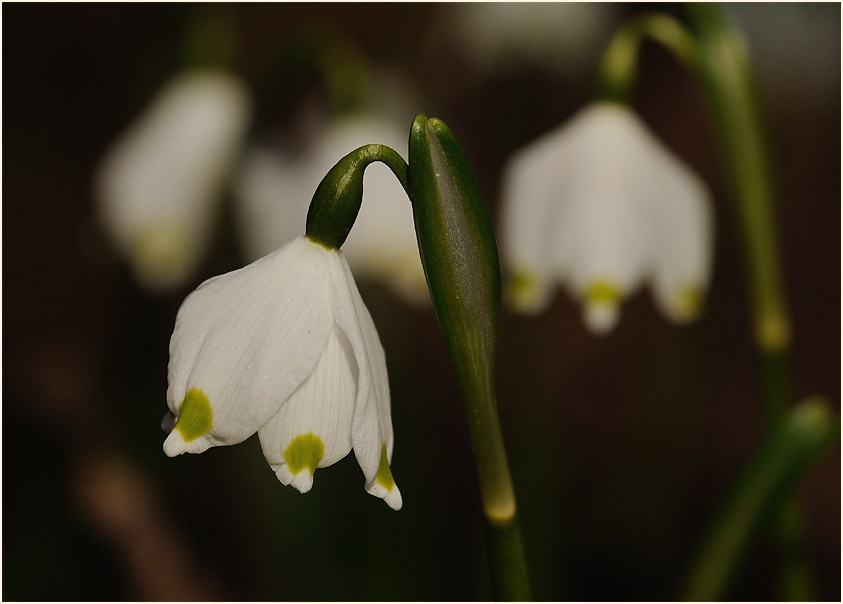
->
[445,3,619,78]
[96,71,251,292]
[500,102,713,334]
[164,235,402,510]
[234,114,428,304]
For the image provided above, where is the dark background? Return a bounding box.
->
[3,3,840,601]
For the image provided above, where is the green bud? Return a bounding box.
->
[408,113,502,412]
[306,144,409,250]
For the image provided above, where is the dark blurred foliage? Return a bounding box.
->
[3,3,840,601]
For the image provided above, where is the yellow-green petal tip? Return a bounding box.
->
[284,433,325,475]
[175,388,213,442]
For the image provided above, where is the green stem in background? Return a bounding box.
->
[685,5,810,600]
[180,4,239,71]
[681,399,838,601]
[409,115,531,600]
[597,12,698,103]
[252,24,374,123]
[685,1,793,427]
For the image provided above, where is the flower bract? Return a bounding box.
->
[163,235,402,510]
[500,101,713,334]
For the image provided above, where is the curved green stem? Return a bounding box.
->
[600,5,817,600]
[684,6,810,600]
[686,3,791,357]
[306,144,409,249]
[597,12,699,102]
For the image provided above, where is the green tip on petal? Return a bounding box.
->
[674,285,703,322]
[376,441,395,491]
[584,281,620,335]
[284,433,326,476]
[175,388,213,442]
[586,281,619,305]
[133,225,192,290]
[507,269,543,313]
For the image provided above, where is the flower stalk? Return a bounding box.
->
[409,115,531,600]
[685,5,813,600]
[684,1,791,409]
[597,12,698,103]
[306,144,409,249]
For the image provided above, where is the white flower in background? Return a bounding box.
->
[444,3,619,78]
[234,114,428,305]
[501,102,713,334]
[163,235,402,510]
[96,71,251,292]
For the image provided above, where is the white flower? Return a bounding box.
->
[233,114,428,305]
[163,235,402,510]
[500,102,713,334]
[96,71,251,292]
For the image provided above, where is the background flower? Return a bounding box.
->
[96,70,251,292]
[500,102,713,334]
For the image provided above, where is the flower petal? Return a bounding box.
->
[164,237,333,456]
[552,108,654,319]
[257,325,356,493]
[329,251,402,510]
[646,154,714,323]
[500,121,578,313]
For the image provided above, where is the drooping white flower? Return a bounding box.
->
[96,71,251,292]
[500,101,713,334]
[163,235,402,510]
[233,114,428,305]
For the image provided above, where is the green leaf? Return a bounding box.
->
[682,398,839,601]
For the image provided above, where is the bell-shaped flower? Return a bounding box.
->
[233,114,428,305]
[96,71,251,292]
[500,101,713,334]
[163,235,402,510]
